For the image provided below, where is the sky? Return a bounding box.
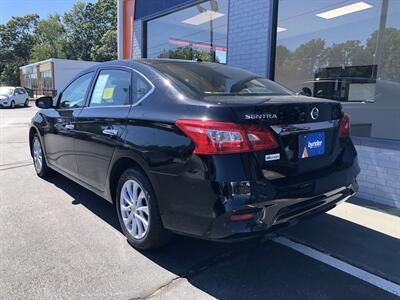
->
[0,0,96,24]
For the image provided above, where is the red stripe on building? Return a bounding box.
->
[168,39,190,46]
[193,43,212,50]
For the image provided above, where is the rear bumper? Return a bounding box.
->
[207,156,360,240]
[208,181,357,240]
[158,155,360,241]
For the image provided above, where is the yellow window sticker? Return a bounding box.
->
[102,87,114,100]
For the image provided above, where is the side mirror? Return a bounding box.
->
[36,96,53,109]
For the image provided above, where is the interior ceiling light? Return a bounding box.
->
[182,11,224,25]
[316,1,373,19]
[277,26,287,32]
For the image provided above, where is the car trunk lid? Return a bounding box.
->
[203,95,344,177]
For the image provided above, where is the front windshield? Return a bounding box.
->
[150,62,292,96]
[0,87,13,96]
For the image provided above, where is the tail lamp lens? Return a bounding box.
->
[245,125,278,151]
[338,114,350,138]
[176,120,278,154]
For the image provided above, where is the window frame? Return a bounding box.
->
[83,66,155,108]
[56,71,95,110]
[269,0,279,81]
[86,67,133,108]
[131,68,155,105]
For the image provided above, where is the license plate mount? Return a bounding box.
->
[298,132,325,159]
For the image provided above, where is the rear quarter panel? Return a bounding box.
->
[116,88,251,235]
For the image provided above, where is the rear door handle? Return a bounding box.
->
[65,124,74,130]
[102,128,118,136]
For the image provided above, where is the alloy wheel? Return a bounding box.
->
[120,179,150,239]
[33,137,43,173]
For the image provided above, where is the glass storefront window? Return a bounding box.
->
[30,73,37,90]
[40,70,52,91]
[146,0,228,63]
[275,0,400,140]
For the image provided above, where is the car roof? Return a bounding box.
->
[82,58,214,70]
[74,59,212,82]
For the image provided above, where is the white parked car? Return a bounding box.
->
[0,86,30,108]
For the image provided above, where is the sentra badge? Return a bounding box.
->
[245,113,278,120]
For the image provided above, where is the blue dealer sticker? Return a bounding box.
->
[298,132,325,158]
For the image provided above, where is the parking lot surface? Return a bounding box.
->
[1,106,399,299]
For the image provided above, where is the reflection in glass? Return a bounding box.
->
[146,0,228,63]
[275,0,400,140]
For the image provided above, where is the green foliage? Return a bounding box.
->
[158,47,219,63]
[63,0,117,61]
[0,0,117,86]
[63,1,93,60]
[365,28,400,82]
[30,14,66,62]
[91,30,118,61]
[0,14,39,85]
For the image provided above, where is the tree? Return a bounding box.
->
[91,29,117,61]
[275,39,327,88]
[292,39,327,76]
[325,40,370,67]
[0,14,39,85]
[30,14,66,62]
[63,1,92,60]
[0,0,118,86]
[88,0,117,60]
[63,0,117,61]
[158,47,218,62]
[365,28,400,82]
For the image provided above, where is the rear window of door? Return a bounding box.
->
[132,72,152,104]
[89,69,131,107]
[58,72,94,109]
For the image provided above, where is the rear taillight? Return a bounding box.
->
[338,115,350,138]
[176,120,278,154]
[245,125,278,151]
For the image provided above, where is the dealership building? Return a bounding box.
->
[117,0,400,207]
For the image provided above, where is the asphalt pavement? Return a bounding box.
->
[0,105,399,299]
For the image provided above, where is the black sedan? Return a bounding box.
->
[30,60,360,250]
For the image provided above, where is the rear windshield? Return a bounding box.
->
[150,62,292,96]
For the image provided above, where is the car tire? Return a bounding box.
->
[10,100,15,109]
[24,99,29,107]
[116,168,172,250]
[32,134,50,178]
